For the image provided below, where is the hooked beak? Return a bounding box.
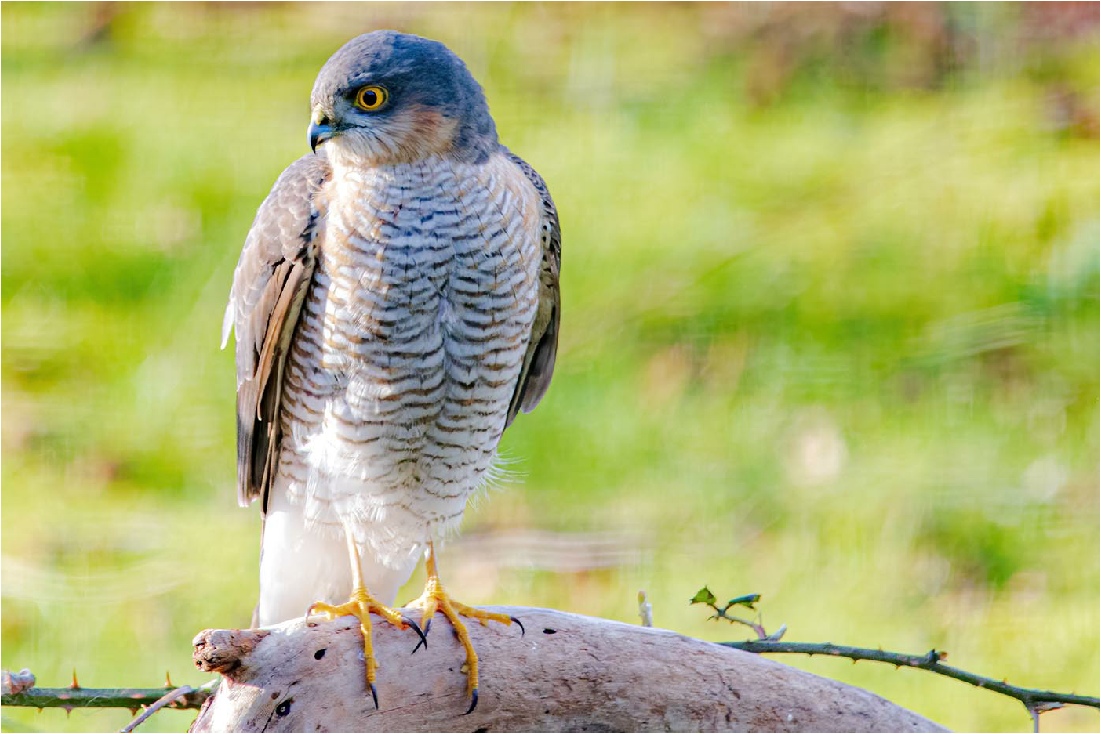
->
[308,107,335,153]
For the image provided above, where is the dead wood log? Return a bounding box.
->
[190,606,948,732]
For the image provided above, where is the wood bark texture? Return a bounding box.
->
[189,606,948,733]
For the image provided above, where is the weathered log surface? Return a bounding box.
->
[190,606,948,733]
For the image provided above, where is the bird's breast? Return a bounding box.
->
[275,152,541,542]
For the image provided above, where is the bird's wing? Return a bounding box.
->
[222,153,330,511]
[504,152,561,428]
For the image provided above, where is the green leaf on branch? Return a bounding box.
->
[727,594,760,610]
[690,586,717,606]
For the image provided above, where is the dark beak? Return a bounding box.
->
[308,121,335,154]
[308,106,336,153]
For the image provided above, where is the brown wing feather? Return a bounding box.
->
[222,154,330,510]
[505,152,561,428]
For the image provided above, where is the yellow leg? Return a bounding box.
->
[306,524,422,708]
[407,540,521,713]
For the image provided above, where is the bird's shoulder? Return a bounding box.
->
[497,148,561,287]
[223,154,330,352]
[248,154,332,259]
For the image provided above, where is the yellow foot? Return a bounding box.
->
[307,587,426,709]
[407,576,524,714]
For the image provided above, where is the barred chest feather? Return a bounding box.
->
[271,151,542,568]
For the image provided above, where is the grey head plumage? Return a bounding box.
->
[307,30,499,166]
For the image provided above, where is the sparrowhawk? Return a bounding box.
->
[221,30,561,709]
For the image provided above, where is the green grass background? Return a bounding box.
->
[2,3,1097,731]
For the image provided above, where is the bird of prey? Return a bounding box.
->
[221,30,560,710]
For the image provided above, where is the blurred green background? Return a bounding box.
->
[2,3,1098,731]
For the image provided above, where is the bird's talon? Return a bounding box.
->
[403,616,428,649]
[369,682,379,710]
[511,616,525,637]
[410,617,429,655]
[465,688,479,715]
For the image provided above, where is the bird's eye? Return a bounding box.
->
[354,85,388,111]
[275,699,292,717]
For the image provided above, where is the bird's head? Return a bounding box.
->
[308,31,498,168]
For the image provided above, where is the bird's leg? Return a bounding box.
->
[406,540,521,713]
[306,522,421,708]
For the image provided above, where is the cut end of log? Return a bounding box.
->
[189,606,949,733]
[192,628,270,676]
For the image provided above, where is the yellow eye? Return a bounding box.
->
[354,85,388,111]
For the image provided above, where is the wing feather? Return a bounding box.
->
[223,154,329,510]
[504,152,562,428]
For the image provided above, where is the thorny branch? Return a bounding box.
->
[692,585,1100,732]
[1,670,213,714]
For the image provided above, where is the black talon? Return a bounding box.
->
[411,618,431,654]
[369,682,379,710]
[510,616,525,637]
[465,688,479,715]
[404,616,428,652]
